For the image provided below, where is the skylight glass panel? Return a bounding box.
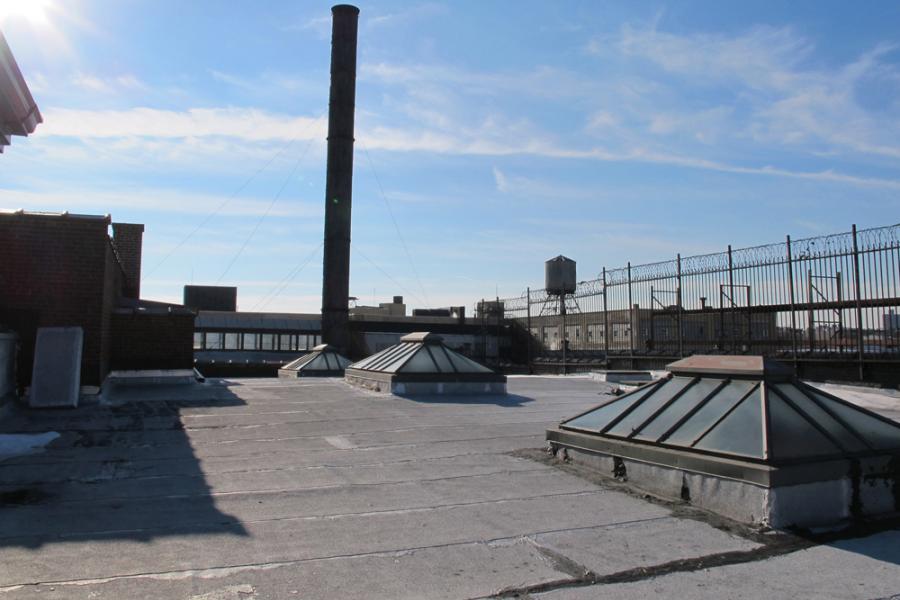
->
[815,393,900,450]
[606,377,693,438]
[692,393,764,458]
[428,346,456,373]
[768,394,841,459]
[634,377,726,442]
[563,395,644,432]
[772,385,869,453]
[664,380,758,447]
[360,343,416,372]
[281,355,308,370]
[398,348,439,373]
[305,355,329,371]
[447,351,492,373]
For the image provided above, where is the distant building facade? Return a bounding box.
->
[184,285,238,312]
[350,295,407,317]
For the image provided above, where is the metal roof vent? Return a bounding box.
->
[547,355,900,529]
[345,331,506,395]
[278,344,352,378]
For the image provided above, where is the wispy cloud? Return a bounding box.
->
[594,24,900,162]
[366,3,448,29]
[71,71,146,93]
[209,69,324,96]
[613,24,813,89]
[22,22,900,193]
[492,167,596,199]
[209,69,253,90]
[25,101,900,191]
[282,13,331,38]
[0,187,323,218]
[38,107,326,141]
[492,166,509,193]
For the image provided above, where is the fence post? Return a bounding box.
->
[786,235,798,375]
[480,298,487,364]
[602,267,609,361]
[836,272,844,339]
[676,253,684,357]
[526,287,532,373]
[496,295,502,370]
[627,262,634,368]
[727,244,735,352]
[851,224,865,381]
[561,305,567,375]
[807,269,815,353]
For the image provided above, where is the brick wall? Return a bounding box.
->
[0,213,118,385]
[110,310,195,371]
[111,223,144,299]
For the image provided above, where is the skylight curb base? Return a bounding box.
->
[345,371,507,395]
[550,429,900,529]
[547,354,900,528]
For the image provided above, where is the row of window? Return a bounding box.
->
[530,324,634,342]
[194,331,322,352]
[530,323,770,342]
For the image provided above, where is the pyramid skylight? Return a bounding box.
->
[345,332,506,395]
[278,344,351,378]
[547,355,900,527]
[558,355,900,464]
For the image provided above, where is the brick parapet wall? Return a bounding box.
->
[110,311,196,371]
[111,223,144,299]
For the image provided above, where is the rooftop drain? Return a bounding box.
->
[547,355,900,529]
[278,344,351,378]
[344,332,506,395]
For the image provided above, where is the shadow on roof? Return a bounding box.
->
[826,529,900,566]
[0,383,249,549]
[398,393,533,407]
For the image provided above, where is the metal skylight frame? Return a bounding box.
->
[556,367,900,469]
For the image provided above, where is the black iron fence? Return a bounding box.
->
[482,223,900,382]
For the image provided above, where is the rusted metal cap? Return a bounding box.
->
[666,355,791,380]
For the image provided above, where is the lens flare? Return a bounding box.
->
[0,0,52,25]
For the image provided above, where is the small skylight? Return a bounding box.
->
[279,343,351,377]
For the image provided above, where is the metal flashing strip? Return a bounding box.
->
[547,426,898,488]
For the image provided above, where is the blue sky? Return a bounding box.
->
[2,0,899,312]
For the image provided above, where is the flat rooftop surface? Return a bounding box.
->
[0,376,898,599]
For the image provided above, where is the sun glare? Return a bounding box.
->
[0,0,52,25]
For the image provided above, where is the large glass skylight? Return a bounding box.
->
[348,333,493,375]
[560,357,900,464]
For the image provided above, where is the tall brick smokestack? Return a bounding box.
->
[321,4,359,352]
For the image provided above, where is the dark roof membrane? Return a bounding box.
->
[561,361,900,465]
